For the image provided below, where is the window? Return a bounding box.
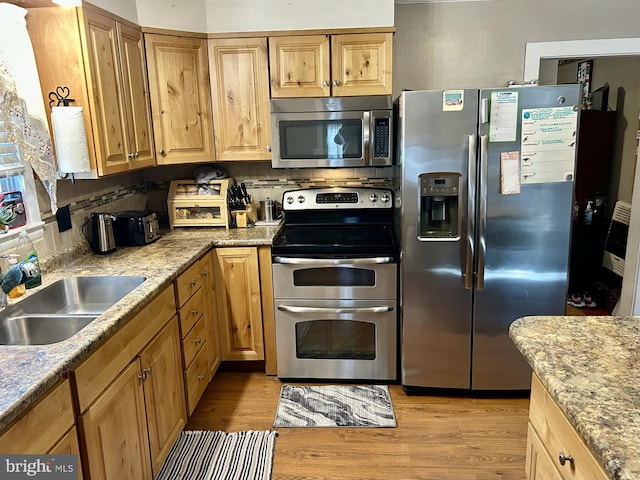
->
[0,119,44,249]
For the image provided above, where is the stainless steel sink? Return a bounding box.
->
[0,314,97,345]
[0,276,146,345]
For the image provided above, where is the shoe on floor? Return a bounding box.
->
[583,292,597,308]
[567,293,586,308]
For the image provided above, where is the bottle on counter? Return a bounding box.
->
[16,231,41,289]
[584,201,593,225]
[6,254,25,298]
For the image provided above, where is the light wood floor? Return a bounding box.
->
[187,371,530,480]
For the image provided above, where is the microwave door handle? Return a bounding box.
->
[363,111,371,166]
[277,305,393,314]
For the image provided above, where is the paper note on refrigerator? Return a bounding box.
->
[500,151,521,194]
[520,106,578,184]
[489,91,519,142]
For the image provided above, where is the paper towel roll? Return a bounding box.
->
[51,106,91,173]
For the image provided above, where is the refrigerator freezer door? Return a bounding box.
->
[399,89,479,388]
[472,85,581,390]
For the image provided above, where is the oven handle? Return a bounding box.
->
[273,256,395,265]
[277,305,394,314]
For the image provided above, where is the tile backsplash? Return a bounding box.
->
[35,162,395,261]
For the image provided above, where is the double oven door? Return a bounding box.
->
[272,257,397,380]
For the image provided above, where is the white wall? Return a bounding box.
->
[135,0,394,33]
[135,0,207,33]
[88,0,138,23]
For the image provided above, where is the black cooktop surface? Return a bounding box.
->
[272,224,397,258]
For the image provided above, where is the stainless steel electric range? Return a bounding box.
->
[271,187,398,381]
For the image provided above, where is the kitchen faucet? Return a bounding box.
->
[0,261,41,308]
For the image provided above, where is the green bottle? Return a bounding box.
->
[16,231,41,289]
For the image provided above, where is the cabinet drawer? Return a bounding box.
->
[529,375,608,480]
[178,287,203,337]
[182,316,206,368]
[184,345,209,415]
[0,379,74,454]
[176,258,206,307]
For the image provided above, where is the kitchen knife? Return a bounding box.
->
[240,183,251,204]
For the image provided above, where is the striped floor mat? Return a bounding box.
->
[156,430,278,480]
[273,385,397,428]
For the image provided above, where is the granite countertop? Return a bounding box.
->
[510,315,640,480]
[0,225,281,432]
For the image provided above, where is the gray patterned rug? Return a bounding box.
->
[273,385,397,428]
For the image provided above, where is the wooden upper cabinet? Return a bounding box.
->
[145,34,215,164]
[27,6,154,176]
[117,23,155,169]
[269,35,331,97]
[331,33,393,96]
[208,38,272,161]
[269,32,393,97]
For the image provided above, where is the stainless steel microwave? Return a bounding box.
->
[269,96,393,169]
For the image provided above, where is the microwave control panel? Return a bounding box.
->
[373,117,391,158]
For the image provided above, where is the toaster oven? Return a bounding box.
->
[113,210,161,246]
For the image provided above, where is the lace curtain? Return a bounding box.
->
[0,4,58,213]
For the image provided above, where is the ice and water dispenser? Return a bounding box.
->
[419,173,460,239]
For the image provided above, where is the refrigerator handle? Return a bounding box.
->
[464,134,477,290]
[477,135,489,290]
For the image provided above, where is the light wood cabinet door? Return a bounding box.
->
[118,22,155,169]
[269,35,330,97]
[28,7,153,177]
[214,247,265,361]
[209,38,272,161]
[49,427,84,480]
[331,33,393,97]
[268,32,392,98]
[145,34,215,164]
[79,360,152,480]
[139,318,186,477]
[83,10,130,175]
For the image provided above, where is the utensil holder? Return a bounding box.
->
[232,202,258,228]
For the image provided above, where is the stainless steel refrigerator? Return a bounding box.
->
[396,85,581,390]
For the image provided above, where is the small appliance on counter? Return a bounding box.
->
[113,210,161,246]
[82,213,117,255]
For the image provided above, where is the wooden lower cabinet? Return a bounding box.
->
[214,247,265,361]
[73,286,185,480]
[79,318,185,480]
[139,319,187,475]
[79,360,152,480]
[0,379,82,480]
[526,374,608,480]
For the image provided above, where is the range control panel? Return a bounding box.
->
[283,188,393,211]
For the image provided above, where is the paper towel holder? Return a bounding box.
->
[48,86,75,108]
[48,86,78,183]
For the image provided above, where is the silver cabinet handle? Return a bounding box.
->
[558,452,574,466]
[322,80,330,87]
[277,305,393,314]
[128,152,135,158]
[332,80,339,86]
[159,149,166,155]
[266,145,272,152]
[273,256,394,265]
